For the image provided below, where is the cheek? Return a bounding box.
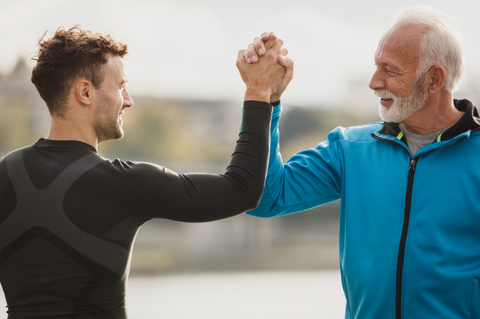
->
[111,93,122,109]
[386,78,411,98]
[119,92,126,104]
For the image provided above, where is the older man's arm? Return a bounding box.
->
[244,32,342,218]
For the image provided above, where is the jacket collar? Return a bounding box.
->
[378,99,480,141]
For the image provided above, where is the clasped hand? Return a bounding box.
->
[236,32,294,103]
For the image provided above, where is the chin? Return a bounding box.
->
[378,104,396,122]
[111,128,124,141]
[99,127,124,142]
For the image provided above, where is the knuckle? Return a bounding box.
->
[266,52,275,60]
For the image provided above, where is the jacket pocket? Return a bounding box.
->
[472,279,479,319]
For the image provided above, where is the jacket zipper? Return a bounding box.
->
[371,133,418,319]
[395,158,417,319]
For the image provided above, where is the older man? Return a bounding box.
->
[243,6,480,319]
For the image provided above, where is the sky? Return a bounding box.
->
[1,0,479,106]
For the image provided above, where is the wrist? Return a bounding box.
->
[271,100,281,106]
[244,87,270,103]
[270,94,281,104]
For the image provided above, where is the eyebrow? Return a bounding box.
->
[376,59,401,71]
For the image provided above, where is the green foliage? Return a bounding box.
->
[0,102,39,155]
[100,97,184,161]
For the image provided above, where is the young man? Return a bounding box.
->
[0,26,293,318]
[243,6,480,319]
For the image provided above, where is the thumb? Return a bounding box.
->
[279,55,294,81]
[278,55,293,68]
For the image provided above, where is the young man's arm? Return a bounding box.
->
[114,37,292,223]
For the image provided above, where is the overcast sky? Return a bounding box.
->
[1,0,479,106]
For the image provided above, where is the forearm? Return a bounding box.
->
[163,100,273,221]
[247,103,285,217]
[116,101,273,222]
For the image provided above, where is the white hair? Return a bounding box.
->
[391,6,464,92]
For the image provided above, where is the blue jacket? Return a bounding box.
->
[248,99,480,319]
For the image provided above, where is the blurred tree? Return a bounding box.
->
[279,106,379,159]
[279,107,320,145]
[0,101,35,151]
[99,97,238,165]
[100,97,185,161]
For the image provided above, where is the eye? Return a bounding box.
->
[385,68,396,76]
[119,80,128,90]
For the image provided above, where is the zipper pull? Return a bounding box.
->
[409,159,416,175]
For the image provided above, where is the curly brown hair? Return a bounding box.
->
[31,25,128,117]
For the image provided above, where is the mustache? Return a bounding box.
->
[374,90,396,100]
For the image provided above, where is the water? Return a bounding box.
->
[0,271,346,318]
[127,271,346,318]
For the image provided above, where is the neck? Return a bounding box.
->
[46,113,99,150]
[401,91,462,135]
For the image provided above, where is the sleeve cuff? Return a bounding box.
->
[243,100,273,110]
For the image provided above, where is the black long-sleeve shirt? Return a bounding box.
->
[0,101,272,318]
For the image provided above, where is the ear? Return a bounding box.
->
[75,79,93,106]
[427,65,446,94]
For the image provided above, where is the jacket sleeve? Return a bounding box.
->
[248,103,343,218]
[114,101,273,223]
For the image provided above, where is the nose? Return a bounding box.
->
[369,67,385,91]
[123,88,134,109]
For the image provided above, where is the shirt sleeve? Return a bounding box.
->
[247,103,343,218]
[114,101,272,222]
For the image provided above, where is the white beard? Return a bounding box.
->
[375,75,429,123]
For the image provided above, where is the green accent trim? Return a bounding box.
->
[435,111,463,142]
[436,133,444,142]
[396,131,404,140]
